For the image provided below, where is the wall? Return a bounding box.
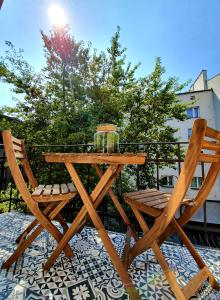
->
[208,74,220,130]
[161,87,220,223]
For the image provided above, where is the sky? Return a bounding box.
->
[0,0,220,107]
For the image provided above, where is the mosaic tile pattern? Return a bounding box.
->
[0,212,219,299]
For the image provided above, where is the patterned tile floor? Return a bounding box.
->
[0,212,219,300]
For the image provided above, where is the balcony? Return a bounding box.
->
[0,211,219,299]
[0,142,220,299]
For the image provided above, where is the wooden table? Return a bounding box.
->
[43,152,146,300]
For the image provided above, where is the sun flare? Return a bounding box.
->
[48,4,67,27]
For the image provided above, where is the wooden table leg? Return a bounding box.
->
[93,164,138,240]
[44,164,123,270]
[44,163,140,299]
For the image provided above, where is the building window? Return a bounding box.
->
[187,128,192,140]
[191,177,202,189]
[186,107,199,119]
[160,176,174,187]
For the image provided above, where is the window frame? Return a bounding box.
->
[187,128,192,140]
[160,175,174,187]
[191,176,203,190]
[186,106,200,119]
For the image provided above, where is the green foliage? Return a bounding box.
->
[0,183,26,213]
[0,26,190,210]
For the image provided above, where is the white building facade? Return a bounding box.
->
[160,70,220,224]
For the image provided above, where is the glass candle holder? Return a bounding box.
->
[94,124,119,153]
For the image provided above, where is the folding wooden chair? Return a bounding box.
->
[1,130,77,269]
[123,119,220,300]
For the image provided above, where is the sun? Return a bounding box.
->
[48,4,67,27]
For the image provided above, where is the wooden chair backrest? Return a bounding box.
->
[1,130,38,207]
[147,119,220,245]
[178,121,220,227]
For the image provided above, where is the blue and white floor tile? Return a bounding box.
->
[0,212,219,299]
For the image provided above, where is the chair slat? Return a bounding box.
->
[15,152,25,159]
[11,136,22,146]
[13,144,23,152]
[125,196,162,217]
[67,183,76,193]
[205,126,220,139]
[32,185,45,196]
[131,190,169,201]
[61,184,68,194]
[43,185,53,195]
[152,202,168,209]
[52,184,60,195]
[201,140,220,151]
[124,189,158,198]
[139,197,170,207]
[126,189,193,210]
[199,153,220,162]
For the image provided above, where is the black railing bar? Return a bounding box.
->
[177,143,181,174]
[0,141,189,148]
[205,199,220,204]
[147,159,184,163]
[120,142,189,145]
[0,198,23,203]
[26,144,93,148]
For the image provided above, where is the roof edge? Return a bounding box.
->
[177,88,213,96]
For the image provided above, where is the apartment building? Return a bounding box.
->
[160,70,220,224]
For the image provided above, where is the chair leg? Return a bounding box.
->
[125,207,210,300]
[32,202,73,257]
[123,206,150,268]
[125,207,220,299]
[2,201,73,269]
[126,207,187,298]
[55,214,69,233]
[2,224,44,268]
[173,219,220,290]
[151,241,187,300]
[15,203,55,243]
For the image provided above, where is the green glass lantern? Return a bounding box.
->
[94,124,119,153]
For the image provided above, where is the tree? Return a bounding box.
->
[87,26,139,128]
[124,57,187,142]
[0,26,189,196]
[0,29,93,144]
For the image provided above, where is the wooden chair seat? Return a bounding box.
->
[32,183,77,201]
[124,188,193,217]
